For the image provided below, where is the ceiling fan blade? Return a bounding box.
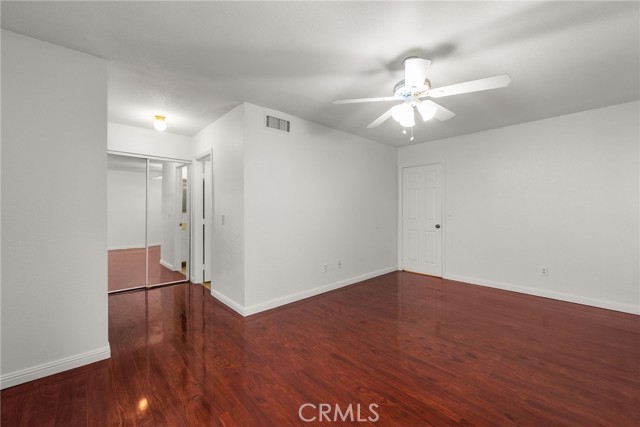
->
[421,100,456,121]
[404,57,431,89]
[333,96,400,105]
[429,74,511,98]
[367,107,395,128]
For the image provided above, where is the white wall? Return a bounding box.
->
[108,122,192,160]
[107,169,162,249]
[148,174,163,246]
[398,101,640,314]
[160,162,177,268]
[191,104,246,306]
[1,31,110,388]
[242,103,398,312]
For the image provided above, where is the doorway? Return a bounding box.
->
[193,150,213,288]
[107,153,191,293]
[401,163,443,277]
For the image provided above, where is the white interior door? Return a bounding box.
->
[402,164,442,276]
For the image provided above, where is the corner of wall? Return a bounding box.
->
[1,30,110,389]
[397,102,640,315]
[192,102,247,309]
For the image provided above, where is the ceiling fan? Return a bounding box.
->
[333,57,511,135]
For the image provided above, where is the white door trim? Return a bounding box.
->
[108,150,192,164]
[191,149,214,284]
[398,160,446,277]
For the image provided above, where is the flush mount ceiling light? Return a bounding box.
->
[153,115,167,132]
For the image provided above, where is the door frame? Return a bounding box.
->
[192,149,214,285]
[397,160,446,277]
[172,164,190,277]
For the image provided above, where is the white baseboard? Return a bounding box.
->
[0,345,111,389]
[444,273,639,315]
[108,244,144,251]
[108,242,161,251]
[210,266,398,317]
[159,259,174,271]
[210,289,247,316]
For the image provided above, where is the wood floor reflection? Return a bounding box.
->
[2,272,639,426]
[108,245,186,292]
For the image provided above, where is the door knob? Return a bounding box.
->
[435,224,441,229]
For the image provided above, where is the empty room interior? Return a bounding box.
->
[1,1,639,426]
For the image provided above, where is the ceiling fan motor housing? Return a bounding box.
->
[394,78,431,101]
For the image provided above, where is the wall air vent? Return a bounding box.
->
[265,114,291,133]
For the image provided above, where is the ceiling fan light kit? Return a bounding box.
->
[333,56,511,142]
[391,103,415,127]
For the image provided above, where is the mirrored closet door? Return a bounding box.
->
[107,154,190,293]
[147,160,190,287]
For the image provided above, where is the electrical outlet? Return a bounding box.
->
[337,260,342,269]
[541,266,548,276]
[323,264,328,273]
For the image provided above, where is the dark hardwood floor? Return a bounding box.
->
[2,272,639,426]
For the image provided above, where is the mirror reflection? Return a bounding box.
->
[107,154,147,292]
[147,160,189,287]
[107,154,190,292]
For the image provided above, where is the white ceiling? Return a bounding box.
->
[2,1,638,147]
